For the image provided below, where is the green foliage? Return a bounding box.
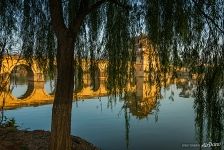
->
[0,0,21,54]
[145,0,224,69]
[0,116,18,128]
[1,1,224,148]
[1,0,223,76]
[105,2,132,94]
[74,65,84,93]
[194,66,224,147]
[0,0,223,105]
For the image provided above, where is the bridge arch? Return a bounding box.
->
[1,57,44,82]
[10,65,35,100]
[4,59,33,74]
[10,64,34,81]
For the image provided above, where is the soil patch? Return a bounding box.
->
[0,127,100,150]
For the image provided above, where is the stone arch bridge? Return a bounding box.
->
[0,38,165,109]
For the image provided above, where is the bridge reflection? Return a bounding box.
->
[0,38,196,119]
[0,65,195,121]
[0,70,108,109]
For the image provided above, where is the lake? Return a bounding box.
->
[4,80,204,150]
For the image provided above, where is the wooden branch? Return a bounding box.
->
[49,0,67,36]
[71,0,107,33]
[71,0,132,33]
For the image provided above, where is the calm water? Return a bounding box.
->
[5,82,199,150]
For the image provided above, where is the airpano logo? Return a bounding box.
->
[201,142,222,148]
[181,142,223,148]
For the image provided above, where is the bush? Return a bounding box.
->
[0,116,18,128]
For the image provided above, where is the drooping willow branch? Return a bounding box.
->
[192,0,224,34]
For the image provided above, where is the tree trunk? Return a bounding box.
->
[49,33,75,150]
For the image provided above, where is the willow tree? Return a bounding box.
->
[1,0,224,149]
[194,65,224,149]
[36,1,224,149]
[0,0,21,73]
[47,1,133,149]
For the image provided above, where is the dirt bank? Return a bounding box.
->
[0,127,100,150]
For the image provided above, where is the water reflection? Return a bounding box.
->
[3,84,196,150]
[1,63,224,149]
[123,85,160,119]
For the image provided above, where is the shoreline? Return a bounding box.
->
[0,127,100,150]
